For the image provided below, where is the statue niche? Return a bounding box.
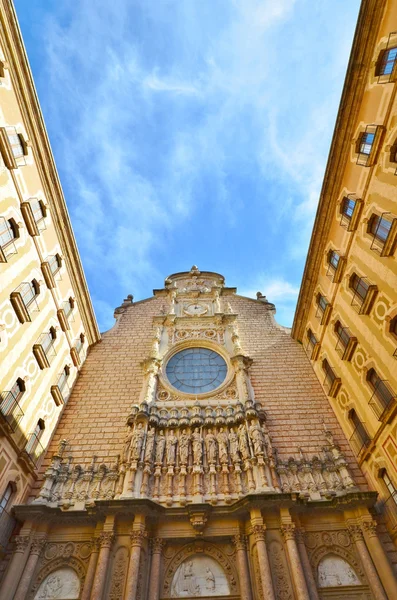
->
[171,555,230,597]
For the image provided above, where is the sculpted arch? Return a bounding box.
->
[29,556,86,599]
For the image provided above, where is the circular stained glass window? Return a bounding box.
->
[166,348,227,394]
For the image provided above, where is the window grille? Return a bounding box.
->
[367,369,396,421]
[368,213,397,256]
[30,199,46,230]
[376,32,397,83]
[349,274,377,315]
[3,126,27,166]
[356,125,379,166]
[33,329,56,369]
[322,359,341,397]
[334,322,357,360]
[306,329,320,360]
[63,299,75,320]
[339,195,362,231]
[47,254,62,276]
[0,488,16,553]
[0,217,17,262]
[382,472,397,506]
[24,433,44,465]
[315,294,331,325]
[349,418,371,456]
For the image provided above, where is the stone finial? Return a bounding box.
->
[190,265,200,275]
[122,294,134,306]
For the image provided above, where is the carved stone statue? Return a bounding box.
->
[238,424,250,460]
[249,421,264,456]
[131,423,145,461]
[206,567,216,591]
[167,430,178,466]
[155,430,166,463]
[192,428,203,465]
[218,428,229,464]
[229,428,239,462]
[122,426,134,463]
[205,429,217,464]
[179,429,190,465]
[144,427,155,462]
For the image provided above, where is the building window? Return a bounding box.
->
[340,195,362,231]
[326,250,345,282]
[315,293,332,325]
[306,329,320,360]
[0,217,19,262]
[334,320,357,361]
[0,483,15,514]
[322,359,341,397]
[367,368,396,421]
[348,409,371,456]
[376,32,397,83]
[42,254,62,289]
[367,213,397,256]
[0,378,25,432]
[21,198,46,236]
[0,482,17,552]
[33,327,57,369]
[25,419,45,464]
[51,366,70,406]
[390,316,397,339]
[0,126,28,169]
[48,254,62,276]
[356,125,382,167]
[64,298,75,319]
[71,333,86,367]
[10,280,40,323]
[349,273,378,315]
[381,470,397,507]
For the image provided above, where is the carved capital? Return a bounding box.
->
[252,524,266,542]
[188,509,208,536]
[280,524,296,541]
[362,520,378,537]
[233,534,248,551]
[30,536,47,555]
[295,528,306,545]
[348,525,364,542]
[99,532,115,549]
[130,529,146,548]
[91,537,101,552]
[151,537,166,554]
[14,535,30,553]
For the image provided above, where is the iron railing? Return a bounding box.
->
[0,217,17,262]
[0,389,24,432]
[356,125,378,166]
[36,331,56,362]
[368,379,396,421]
[47,254,61,276]
[4,126,26,166]
[349,423,371,456]
[63,300,74,320]
[369,212,392,254]
[29,198,46,231]
[376,32,397,83]
[57,371,70,402]
[24,433,44,465]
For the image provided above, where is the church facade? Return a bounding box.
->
[2,268,397,599]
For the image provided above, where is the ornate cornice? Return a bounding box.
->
[0,0,100,345]
[292,0,387,340]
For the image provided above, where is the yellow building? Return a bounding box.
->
[292,0,397,546]
[0,0,99,560]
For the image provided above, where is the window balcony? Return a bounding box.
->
[340,195,363,231]
[51,371,70,406]
[335,324,357,361]
[10,281,40,324]
[0,126,28,169]
[33,331,56,369]
[0,508,17,553]
[58,298,75,332]
[315,295,332,325]
[0,389,24,432]
[368,379,397,422]
[349,275,378,315]
[20,198,47,236]
[368,213,397,257]
[356,125,384,167]
[41,254,62,289]
[0,217,18,263]
[322,360,341,398]
[306,330,320,360]
[23,433,44,465]
[71,334,85,367]
[376,32,397,83]
[349,422,371,456]
[326,251,346,283]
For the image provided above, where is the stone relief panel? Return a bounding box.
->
[171,555,230,597]
[318,555,361,588]
[33,568,80,599]
[108,546,129,600]
[266,538,293,600]
[29,556,87,600]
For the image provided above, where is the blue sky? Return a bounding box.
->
[14,0,360,331]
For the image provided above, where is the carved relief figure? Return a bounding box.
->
[34,568,80,600]
[179,429,190,465]
[167,430,178,465]
[144,427,156,462]
[206,568,216,591]
[218,428,229,464]
[318,555,361,588]
[155,430,166,463]
[249,421,264,456]
[123,426,134,463]
[192,428,203,465]
[205,429,217,464]
[170,555,230,597]
[229,428,239,462]
[131,423,145,461]
[238,424,250,460]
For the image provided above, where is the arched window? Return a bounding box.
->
[0,483,15,515]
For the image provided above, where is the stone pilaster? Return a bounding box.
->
[124,529,146,600]
[0,535,30,600]
[147,538,166,600]
[251,525,275,600]
[361,520,397,597]
[348,525,387,600]
[13,535,47,600]
[233,534,253,600]
[80,537,101,600]
[281,524,310,600]
[90,532,115,600]
[295,529,319,600]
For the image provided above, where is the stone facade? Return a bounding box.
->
[292,0,397,546]
[1,267,396,599]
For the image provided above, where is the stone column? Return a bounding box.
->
[362,520,397,599]
[90,532,115,600]
[348,525,387,600]
[13,535,47,600]
[147,538,165,600]
[251,525,275,600]
[233,534,253,600]
[295,529,319,600]
[124,530,146,600]
[281,524,310,600]
[81,538,100,600]
[0,535,30,600]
